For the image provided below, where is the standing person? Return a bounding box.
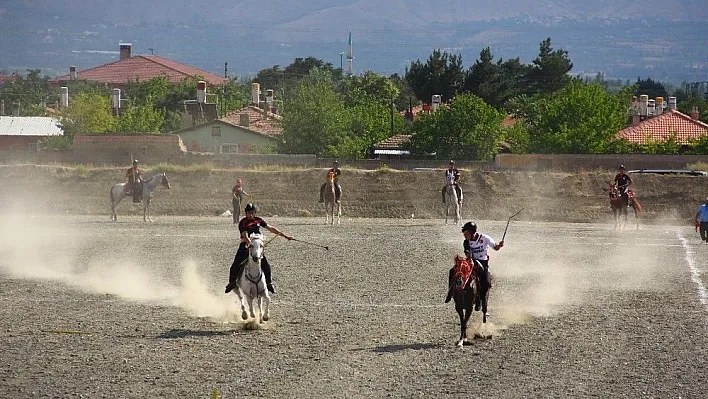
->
[125,159,144,203]
[231,179,252,224]
[613,165,633,207]
[445,221,504,310]
[695,197,708,243]
[441,160,462,204]
[225,203,293,295]
[319,160,342,203]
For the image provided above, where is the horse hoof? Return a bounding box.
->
[262,315,270,322]
[456,340,464,347]
[241,311,248,320]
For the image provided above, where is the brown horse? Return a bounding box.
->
[450,255,479,347]
[609,183,642,230]
[323,171,341,225]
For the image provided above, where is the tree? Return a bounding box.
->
[407,93,504,160]
[115,105,165,133]
[525,38,573,95]
[0,69,52,116]
[339,71,399,107]
[280,69,349,156]
[59,93,116,137]
[634,77,668,99]
[404,50,464,104]
[525,81,629,153]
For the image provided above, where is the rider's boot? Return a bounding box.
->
[224,281,236,294]
[262,259,276,294]
[441,187,446,204]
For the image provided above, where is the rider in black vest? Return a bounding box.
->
[126,159,144,203]
[441,160,462,204]
[225,203,293,295]
[319,160,342,203]
[613,165,633,207]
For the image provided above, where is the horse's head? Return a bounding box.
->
[327,171,336,184]
[161,173,171,189]
[452,255,472,290]
[248,233,264,262]
[446,172,456,186]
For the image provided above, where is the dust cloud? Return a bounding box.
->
[0,212,240,323]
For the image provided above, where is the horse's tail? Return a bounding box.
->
[633,198,643,213]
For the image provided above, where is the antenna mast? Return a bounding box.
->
[346,31,354,76]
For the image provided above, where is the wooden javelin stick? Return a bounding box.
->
[501,208,524,242]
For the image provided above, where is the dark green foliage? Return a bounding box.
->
[404,50,465,104]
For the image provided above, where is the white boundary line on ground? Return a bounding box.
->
[677,232,708,312]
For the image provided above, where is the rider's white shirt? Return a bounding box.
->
[467,233,497,260]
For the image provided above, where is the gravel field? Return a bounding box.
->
[1,215,707,398]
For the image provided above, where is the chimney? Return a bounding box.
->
[631,114,641,126]
[119,43,132,60]
[431,94,441,112]
[197,81,207,104]
[239,113,250,127]
[630,96,639,116]
[647,99,655,117]
[1,100,5,116]
[12,101,20,116]
[59,87,69,108]
[251,83,260,105]
[112,88,121,109]
[639,94,648,117]
[668,96,677,111]
[265,89,274,111]
[655,97,664,115]
[691,106,700,120]
[69,66,77,80]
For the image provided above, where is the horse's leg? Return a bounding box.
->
[235,289,248,320]
[456,301,466,347]
[262,294,270,322]
[248,296,256,319]
[336,202,341,225]
[145,198,153,222]
[482,289,489,323]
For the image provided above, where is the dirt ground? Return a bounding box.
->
[1,165,708,398]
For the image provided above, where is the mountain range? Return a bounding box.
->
[1,0,707,83]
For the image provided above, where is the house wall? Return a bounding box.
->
[176,123,275,154]
[0,136,43,150]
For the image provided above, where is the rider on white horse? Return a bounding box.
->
[225,203,293,295]
[441,160,462,204]
[445,222,504,309]
[126,159,144,203]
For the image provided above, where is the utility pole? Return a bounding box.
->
[224,62,228,78]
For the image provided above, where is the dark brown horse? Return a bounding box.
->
[609,183,642,230]
[451,255,479,347]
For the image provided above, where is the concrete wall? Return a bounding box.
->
[496,154,708,171]
[72,134,186,165]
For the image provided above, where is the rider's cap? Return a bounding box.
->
[133,159,139,163]
[449,160,455,164]
[619,164,625,169]
[333,160,340,164]
[244,203,258,212]
[236,179,242,184]
[461,221,477,233]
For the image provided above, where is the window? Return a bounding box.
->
[220,143,239,154]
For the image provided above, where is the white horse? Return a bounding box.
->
[234,233,271,323]
[109,173,171,222]
[444,172,461,225]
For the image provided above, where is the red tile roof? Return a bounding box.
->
[0,74,18,85]
[50,55,227,86]
[373,134,412,149]
[617,109,708,144]
[219,105,283,138]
